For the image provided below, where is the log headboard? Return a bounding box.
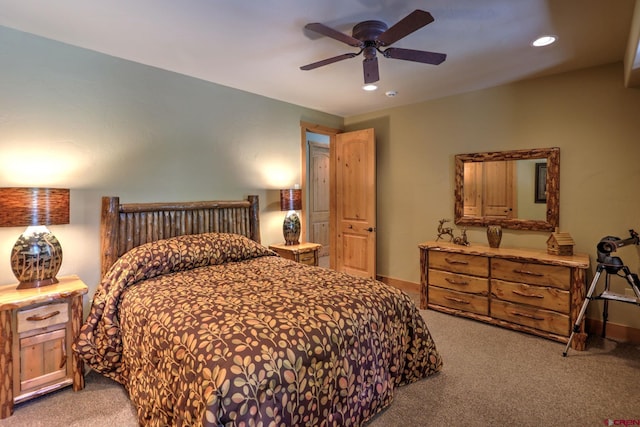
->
[100,195,261,278]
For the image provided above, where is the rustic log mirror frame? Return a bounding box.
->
[454,147,560,231]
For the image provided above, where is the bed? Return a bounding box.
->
[73,195,442,426]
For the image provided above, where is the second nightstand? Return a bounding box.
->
[269,242,322,267]
[0,275,88,419]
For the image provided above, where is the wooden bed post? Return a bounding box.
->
[248,195,261,244]
[101,197,120,279]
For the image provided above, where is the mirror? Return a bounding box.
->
[454,147,560,231]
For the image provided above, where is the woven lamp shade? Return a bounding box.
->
[0,188,70,227]
[0,188,70,289]
[280,189,302,211]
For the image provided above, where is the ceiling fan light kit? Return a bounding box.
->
[300,9,446,85]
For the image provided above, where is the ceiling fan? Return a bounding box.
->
[300,9,446,85]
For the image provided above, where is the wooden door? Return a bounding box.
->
[483,160,516,218]
[308,141,330,257]
[334,128,376,278]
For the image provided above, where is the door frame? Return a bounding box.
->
[300,121,341,267]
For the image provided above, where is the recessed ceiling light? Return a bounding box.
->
[532,35,557,47]
[385,90,398,97]
[362,84,378,91]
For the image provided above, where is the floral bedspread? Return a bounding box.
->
[74,233,442,426]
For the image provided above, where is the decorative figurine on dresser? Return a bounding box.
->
[436,218,455,242]
[436,219,468,246]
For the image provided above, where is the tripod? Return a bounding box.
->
[563,257,640,356]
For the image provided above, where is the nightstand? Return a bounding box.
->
[269,242,322,266]
[0,275,88,418]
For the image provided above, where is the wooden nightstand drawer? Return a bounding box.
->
[17,302,69,334]
[298,251,316,265]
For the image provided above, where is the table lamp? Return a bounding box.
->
[0,188,70,289]
[280,188,302,245]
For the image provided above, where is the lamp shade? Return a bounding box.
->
[280,189,302,211]
[0,188,70,227]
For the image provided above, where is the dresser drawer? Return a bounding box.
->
[491,300,570,336]
[429,251,489,277]
[429,269,489,295]
[429,287,489,316]
[492,279,569,312]
[17,302,69,334]
[491,259,570,290]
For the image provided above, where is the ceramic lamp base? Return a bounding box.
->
[11,226,63,289]
[283,211,301,246]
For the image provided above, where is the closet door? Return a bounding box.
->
[463,162,482,216]
[308,141,330,257]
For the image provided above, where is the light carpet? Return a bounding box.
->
[1,310,638,426]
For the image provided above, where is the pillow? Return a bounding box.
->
[105,233,274,287]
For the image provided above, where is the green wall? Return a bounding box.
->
[0,26,342,306]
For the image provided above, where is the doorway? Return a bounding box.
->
[306,135,330,264]
[300,121,339,268]
[299,122,376,277]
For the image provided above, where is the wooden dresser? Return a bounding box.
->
[419,241,590,350]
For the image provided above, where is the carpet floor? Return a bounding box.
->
[1,309,638,426]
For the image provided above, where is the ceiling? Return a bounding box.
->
[0,0,638,117]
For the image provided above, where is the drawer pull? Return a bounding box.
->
[512,269,544,277]
[444,296,470,305]
[26,310,61,322]
[508,310,544,321]
[445,257,469,265]
[512,290,544,299]
[445,278,469,285]
[60,345,67,369]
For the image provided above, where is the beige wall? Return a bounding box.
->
[345,62,640,329]
[0,26,342,309]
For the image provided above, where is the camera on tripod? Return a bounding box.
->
[596,229,639,273]
[563,229,640,356]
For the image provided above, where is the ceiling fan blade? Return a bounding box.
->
[377,9,434,46]
[305,23,363,47]
[300,52,359,71]
[383,47,446,65]
[363,57,380,84]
